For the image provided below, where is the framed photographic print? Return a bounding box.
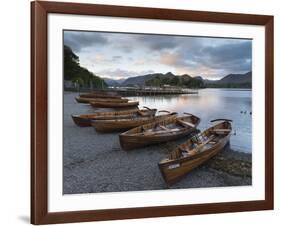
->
[31,1,274,224]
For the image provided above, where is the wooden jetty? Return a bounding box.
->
[110,87,198,96]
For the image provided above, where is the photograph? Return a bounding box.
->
[30,1,274,224]
[63,30,252,194]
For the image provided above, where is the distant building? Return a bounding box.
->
[64,80,95,89]
[64,80,76,89]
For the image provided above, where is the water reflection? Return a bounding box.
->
[130,88,252,153]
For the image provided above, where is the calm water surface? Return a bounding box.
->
[130,88,252,153]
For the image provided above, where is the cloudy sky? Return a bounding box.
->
[64,30,252,80]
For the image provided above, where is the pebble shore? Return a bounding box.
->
[63,92,252,194]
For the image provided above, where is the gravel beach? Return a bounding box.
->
[63,92,252,194]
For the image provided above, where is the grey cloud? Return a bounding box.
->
[136,35,179,50]
[199,41,252,74]
[202,41,252,63]
[64,31,108,52]
[160,39,252,76]
[64,30,252,78]
[112,56,122,62]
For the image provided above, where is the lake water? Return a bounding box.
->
[130,88,252,153]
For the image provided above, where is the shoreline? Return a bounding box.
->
[63,92,252,194]
[64,140,252,194]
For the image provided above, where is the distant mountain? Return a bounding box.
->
[102,71,252,89]
[121,72,204,88]
[194,76,204,81]
[205,71,252,88]
[102,78,125,86]
[203,79,216,84]
[217,71,252,84]
[122,72,175,86]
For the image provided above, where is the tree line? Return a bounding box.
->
[64,45,107,89]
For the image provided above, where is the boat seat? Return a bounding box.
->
[177,119,196,128]
[213,129,231,134]
[188,135,216,153]
[208,140,217,144]
[142,128,181,136]
[159,125,168,130]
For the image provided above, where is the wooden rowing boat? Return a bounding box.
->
[119,113,200,150]
[75,97,128,104]
[91,111,177,133]
[71,107,157,127]
[79,92,121,99]
[90,101,139,108]
[158,119,232,185]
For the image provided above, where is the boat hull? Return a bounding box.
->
[71,115,92,127]
[71,109,157,127]
[75,97,89,103]
[119,128,197,150]
[90,101,139,108]
[76,97,128,104]
[91,114,173,133]
[80,92,121,99]
[119,114,200,150]
[158,133,231,185]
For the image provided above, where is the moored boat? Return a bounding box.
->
[91,111,177,133]
[71,107,157,127]
[79,92,121,99]
[75,97,128,104]
[90,101,139,108]
[119,113,200,150]
[158,119,232,185]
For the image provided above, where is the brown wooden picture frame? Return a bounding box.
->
[31,1,274,224]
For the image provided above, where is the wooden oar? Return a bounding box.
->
[143,106,151,110]
[158,110,178,116]
[213,129,231,134]
[213,129,231,132]
[188,135,216,153]
[158,110,170,113]
[159,125,168,130]
[177,119,196,128]
[141,128,181,136]
[210,118,233,122]
[183,112,194,117]
[137,107,154,116]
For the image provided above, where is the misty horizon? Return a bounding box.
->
[100,71,252,82]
